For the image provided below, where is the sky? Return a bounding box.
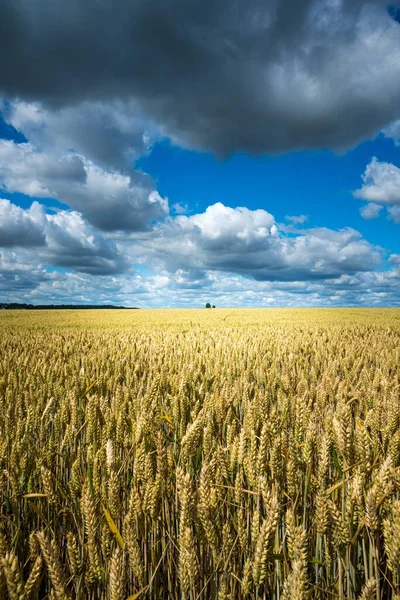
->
[0,0,399,307]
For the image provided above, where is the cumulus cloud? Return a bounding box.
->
[44,210,130,275]
[1,1,400,155]
[183,203,277,245]
[2,99,153,173]
[0,139,86,196]
[0,250,51,294]
[354,157,400,205]
[354,157,400,222]
[359,202,383,220]
[2,200,385,303]
[0,199,129,275]
[0,139,168,231]
[0,200,46,246]
[132,202,381,281]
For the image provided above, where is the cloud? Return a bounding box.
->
[354,157,400,205]
[132,202,382,281]
[44,210,130,275]
[2,99,153,173]
[354,157,400,222]
[0,199,129,275]
[0,200,46,246]
[389,253,400,266]
[172,202,189,215]
[285,214,308,225]
[1,1,400,155]
[383,118,400,145]
[2,200,384,305]
[388,206,400,223]
[183,202,277,244]
[0,139,86,198]
[0,139,168,231]
[0,250,51,294]
[1,251,398,308]
[359,202,383,220]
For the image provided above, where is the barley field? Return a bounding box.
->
[0,308,400,600]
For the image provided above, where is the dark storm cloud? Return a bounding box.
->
[1,0,400,155]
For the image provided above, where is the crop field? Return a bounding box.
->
[0,308,400,600]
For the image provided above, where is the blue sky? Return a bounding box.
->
[0,0,399,307]
[138,137,400,252]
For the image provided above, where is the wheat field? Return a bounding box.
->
[0,308,399,600]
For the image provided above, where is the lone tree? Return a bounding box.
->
[205,303,211,308]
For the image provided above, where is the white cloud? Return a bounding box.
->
[0,140,86,197]
[1,199,389,306]
[2,99,155,173]
[131,202,381,281]
[0,139,168,231]
[285,215,308,225]
[383,119,400,145]
[172,202,189,215]
[354,157,400,223]
[354,157,400,205]
[359,202,383,220]
[0,200,129,275]
[1,251,398,308]
[0,200,46,246]
[0,250,51,294]
[388,206,400,224]
[182,202,277,244]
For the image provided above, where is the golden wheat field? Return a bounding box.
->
[0,308,400,600]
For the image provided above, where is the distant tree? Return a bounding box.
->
[205,303,211,309]
[212,305,216,308]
